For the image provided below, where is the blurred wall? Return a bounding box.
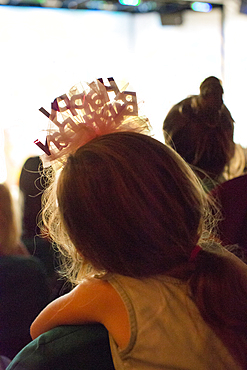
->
[0,3,246,186]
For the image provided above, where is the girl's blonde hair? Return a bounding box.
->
[0,183,20,255]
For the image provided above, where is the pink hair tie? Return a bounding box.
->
[189,245,202,262]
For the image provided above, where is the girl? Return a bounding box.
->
[31,78,247,370]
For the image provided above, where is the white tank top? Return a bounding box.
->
[106,274,241,370]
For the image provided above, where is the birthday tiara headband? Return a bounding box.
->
[35,77,150,166]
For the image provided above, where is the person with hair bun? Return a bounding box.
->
[163,76,246,190]
[30,78,247,370]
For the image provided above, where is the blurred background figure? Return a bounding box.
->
[19,156,71,297]
[19,157,56,278]
[0,183,28,257]
[19,157,45,244]
[163,76,247,191]
[211,173,247,259]
[0,182,50,360]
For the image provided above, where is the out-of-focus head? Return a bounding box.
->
[0,183,18,254]
[0,183,13,216]
[19,156,51,238]
[163,76,235,182]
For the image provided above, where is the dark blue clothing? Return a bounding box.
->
[6,324,114,370]
[0,256,50,359]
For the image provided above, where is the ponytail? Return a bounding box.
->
[189,244,247,368]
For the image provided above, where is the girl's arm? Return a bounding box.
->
[30,278,130,348]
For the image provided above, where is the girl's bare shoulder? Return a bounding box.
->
[31,277,130,348]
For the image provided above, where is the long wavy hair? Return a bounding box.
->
[42,130,247,368]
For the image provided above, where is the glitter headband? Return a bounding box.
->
[35,77,150,167]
